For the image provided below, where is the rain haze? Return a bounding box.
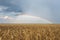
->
[0,0,60,23]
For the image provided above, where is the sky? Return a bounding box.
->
[0,0,60,23]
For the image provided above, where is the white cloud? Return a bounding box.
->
[8,14,52,24]
[0,15,13,20]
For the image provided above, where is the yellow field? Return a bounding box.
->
[0,24,60,40]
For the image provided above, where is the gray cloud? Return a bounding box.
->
[0,0,22,13]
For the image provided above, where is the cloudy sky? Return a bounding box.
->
[0,0,60,23]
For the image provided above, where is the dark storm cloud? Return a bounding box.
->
[0,0,22,12]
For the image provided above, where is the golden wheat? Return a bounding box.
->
[0,24,60,40]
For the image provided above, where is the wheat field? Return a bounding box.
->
[0,24,60,40]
